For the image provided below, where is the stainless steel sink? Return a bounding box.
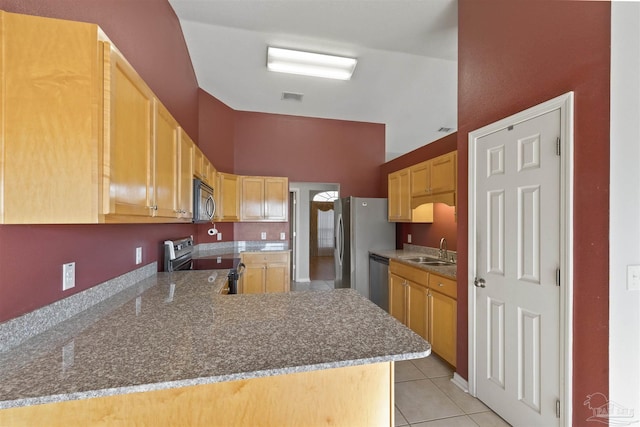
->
[402,256,454,266]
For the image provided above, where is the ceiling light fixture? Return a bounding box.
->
[267,47,357,80]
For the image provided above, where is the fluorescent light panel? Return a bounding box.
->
[267,47,357,80]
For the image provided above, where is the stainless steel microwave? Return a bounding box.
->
[193,179,215,223]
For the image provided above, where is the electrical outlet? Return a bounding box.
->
[135,247,142,265]
[261,232,267,240]
[217,232,222,241]
[407,234,412,244]
[62,262,75,291]
[280,232,286,240]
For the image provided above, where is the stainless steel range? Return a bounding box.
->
[164,236,244,294]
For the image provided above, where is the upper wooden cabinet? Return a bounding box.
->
[193,145,214,186]
[410,151,457,207]
[0,12,105,223]
[0,11,203,224]
[388,168,411,222]
[240,176,288,222]
[176,128,194,220]
[388,168,433,223]
[215,172,240,222]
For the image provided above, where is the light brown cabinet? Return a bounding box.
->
[388,168,433,223]
[0,12,107,223]
[239,251,291,294]
[410,151,457,207]
[428,274,457,366]
[388,168,412,222]
[215,172,240,222]
[0,11,205,224]
[240,176,288,222]
[176,128,195,219]
[389,260,457,367]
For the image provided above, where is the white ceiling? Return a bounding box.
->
[169,0,458,161]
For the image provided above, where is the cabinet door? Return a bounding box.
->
[153,101,179,218]
[388,273,406,324]
[241,176,265,220]
[430,152,456,195]
[177,129,194,219]
[264,177,288,221]
[193,145,206,180]
[106,47,155,217]
[406,281,429,340]
[0,12,103,224]
[410,161,430,197]
[388,168,411,222]
[240,263,266,294]
[265,261,290,293]
[217,173,240,221]
[429,290,457,367]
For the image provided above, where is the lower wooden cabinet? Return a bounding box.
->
[389,260,457,367]
[239,251,290,294]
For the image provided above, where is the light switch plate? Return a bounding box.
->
[407,234,412,244]
[261,232,267,240]
[627,265,640,290]
[217,233,222,241]
[135,247,142,265]
[280,232,286,240]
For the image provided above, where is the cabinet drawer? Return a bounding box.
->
[242,251,289,264]
[389,260,429,287]
[428,274,457,299]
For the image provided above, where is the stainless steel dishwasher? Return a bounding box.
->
[369,253,390,312]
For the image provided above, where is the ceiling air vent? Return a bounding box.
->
[438,127,454,132]
[281,92,304,102]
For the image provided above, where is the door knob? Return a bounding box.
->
[474,277,486,288]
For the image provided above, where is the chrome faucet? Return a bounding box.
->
[439,237,448,261]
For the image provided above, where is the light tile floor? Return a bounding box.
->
[394,355,511,426]
[291,279,512,426]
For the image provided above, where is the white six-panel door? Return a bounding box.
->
[473,108,562,426]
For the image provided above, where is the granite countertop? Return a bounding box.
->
[0,270,430,410]
[370,249,457,279]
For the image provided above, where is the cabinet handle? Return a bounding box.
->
[438,283,444,287]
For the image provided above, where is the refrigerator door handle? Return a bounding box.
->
[337,213,344,266]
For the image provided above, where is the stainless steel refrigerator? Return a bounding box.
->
[334,197,396,299]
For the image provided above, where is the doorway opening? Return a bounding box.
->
[310,191,338,280]
[288,182,339,284]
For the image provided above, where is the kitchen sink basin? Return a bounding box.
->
[402,256,454,266]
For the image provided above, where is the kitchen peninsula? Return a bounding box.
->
[0,268,430,426]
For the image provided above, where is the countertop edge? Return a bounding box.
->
[369,249,457,280]
[0,349,431,410]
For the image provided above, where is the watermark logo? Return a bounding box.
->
[584,392,638,426]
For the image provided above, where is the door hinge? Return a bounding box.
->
[556,399,561,418]
[556,137,561,156]
[556,268,561,286]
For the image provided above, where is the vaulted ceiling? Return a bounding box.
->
[169,0,458,160]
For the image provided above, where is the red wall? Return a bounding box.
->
[380,133,458,250]
[458,1,610,422]
[233,112,386,198]
[0,0,200,322]
[198,89,235,172]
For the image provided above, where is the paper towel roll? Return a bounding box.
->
[207,228,218,236]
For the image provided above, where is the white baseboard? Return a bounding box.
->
[451,372,469,393]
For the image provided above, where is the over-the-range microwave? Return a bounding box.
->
[193,178,215,223]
